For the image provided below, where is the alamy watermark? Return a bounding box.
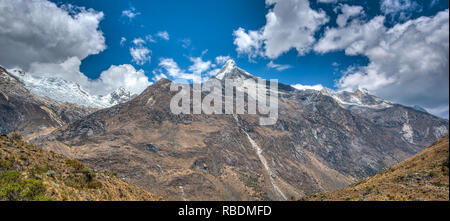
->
[169,77,279,126]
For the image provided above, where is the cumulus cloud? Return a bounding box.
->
[188,57,212,75]
[215,56,232,65]
[122,7,140,19]
[129,38,151,65]
[207,68,221,77]
[317,0,338,3]
[316,10,449,118]
[130,47,151,65]
[267,61,292,71]
[154,56,219,83]
[94,64,150,95]
[0,0,106,70]
[336,4,364,27]
[233,0,328,60]
[314,16,387,55]
[0,0,151,96]
[28,57,151,96]
[132,38,146,46]
[152,72,168,82]
[156,58,201,82]
[380,0,422,21]
[292,83,324,91]
[156,31,170,40]
[233,28,264,60]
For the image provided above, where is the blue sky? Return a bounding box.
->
[51,0,448,88]
[0,0,448,117]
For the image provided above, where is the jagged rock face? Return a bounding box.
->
[0,66,95,139]
[102,87,137,107]
[35,62,449,201]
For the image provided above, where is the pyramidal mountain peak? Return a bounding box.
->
[1,62,448,201]
[214,59,255,81]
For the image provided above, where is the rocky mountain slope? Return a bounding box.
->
[8,68,136,108]
[0,134,160,201]
[0,66,95,139]
[307,134,449,201]
[35,60,449,200]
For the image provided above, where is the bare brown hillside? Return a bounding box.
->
[307,134,449,201]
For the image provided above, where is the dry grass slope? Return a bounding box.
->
[0,134,160,201]
[307,134,449,201]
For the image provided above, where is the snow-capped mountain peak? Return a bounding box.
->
[99,87,136,107]
[214,59,254,81]
[8,69,135,109]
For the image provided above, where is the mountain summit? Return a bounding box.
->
[214,59,256,81]
[33,61,448,200]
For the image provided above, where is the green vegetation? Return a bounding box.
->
[11,133,22,141]
[0,170,53,201]
[30,164,55,176]
[0,159,13,170]
[0,133,159,201]
[64,159,102,189]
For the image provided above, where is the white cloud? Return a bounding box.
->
[155,57,217,83]
[215,56,232,65]
[0,0,151,97]
[29,57,89,87]
[130,47,151,65]
[156,58,201,82]
[180,39,192,48]
[122,7,140,19]
[28,57,151,96]
[292,83,324,91]
[233,28,264,60]
[0,0,106,70]
[380,0,422,18]
[120,37,127,46]
[317,0,338,3]
[336,4,364,27]
[314,16,387,55]
[319,10,449,118]
[233,0,329,59]
[267,61,292,71]
[207,68,221,77]
[152,72,168,82]
[132,38,146,46]
[128,37,153,65]
[156,31,170,40]
[380,0,423,22]
[188,57,212,75]
[145,35,156,43]
[94,64,150,95]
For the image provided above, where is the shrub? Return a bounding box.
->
[11,133,22,141]
[0,159,13,169]
[65,159,84,171]
[0,170,51,201]
[31,164,54,175]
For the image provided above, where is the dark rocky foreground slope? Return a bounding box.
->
[34,61,449,200]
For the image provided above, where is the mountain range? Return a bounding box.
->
[1,61,448,200]
[8,68,137,109]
